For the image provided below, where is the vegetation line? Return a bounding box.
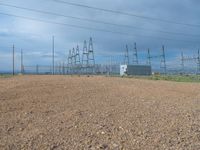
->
[121,75,200,83]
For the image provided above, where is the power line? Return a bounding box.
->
[0,12,198,43]
[0,2,199,37]
[53,0,200,28]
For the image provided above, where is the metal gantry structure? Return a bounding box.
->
[146,45,167,74]
[124,43,138,65]
[6,40,200,76]
[123,44,167,74]
[181,49,200,74]
[66,37,96,74]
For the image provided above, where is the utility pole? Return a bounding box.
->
[181,51,184,74]
[36,64,39,75]
[21,49,24,74]
[133,42,138,64]
[197,49,200,74]
[52,36,55,75]
[12,44,15,76]
[62,62,65,75]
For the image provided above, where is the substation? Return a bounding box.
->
[2,38,200,76]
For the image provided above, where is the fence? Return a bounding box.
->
[22,64,120,75]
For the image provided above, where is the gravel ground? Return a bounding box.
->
[0,75,200,150]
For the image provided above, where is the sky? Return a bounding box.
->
[0,0,200,72]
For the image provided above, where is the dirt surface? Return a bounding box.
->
[0,75,200,150]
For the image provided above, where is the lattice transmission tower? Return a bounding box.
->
[147,48,151,65]
[133,42,138,64]
[124,45,129,65]
[82,40,88,73]
[74,45,81,74]
[67,49,72,74]
[72,48,76,65]
[68,50,72,65]
[88,37,95,73]
[160,45,167,74]
[75,45,81,64]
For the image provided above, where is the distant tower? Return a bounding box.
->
[147,48,151,65]
[59,62,62,75]
[75,45,81,64]
[67,50,72,74]
[62,62,65,75]
[160,45,167,74]
[72,48,76,65]
[36,64,39,75]
[197,49,200,74]
[68,50,72,66]
[88,37,95,71]
[21,49,24,74]
[133,42,138,64]
[82,40,88,68]
[124,45,129,65]
[181,51,184,73]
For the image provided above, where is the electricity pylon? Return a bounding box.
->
[75,45,81,64]
[82,40,88,74]
[124,45,129,65]
[67,50,72,74]
[160,45,167,74]
[133,42,138,64]
[147,48,151,65]
[88,37,95,73]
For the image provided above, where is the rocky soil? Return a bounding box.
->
[0,75,200,149]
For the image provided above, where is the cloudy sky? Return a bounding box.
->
[0,0,200,72]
